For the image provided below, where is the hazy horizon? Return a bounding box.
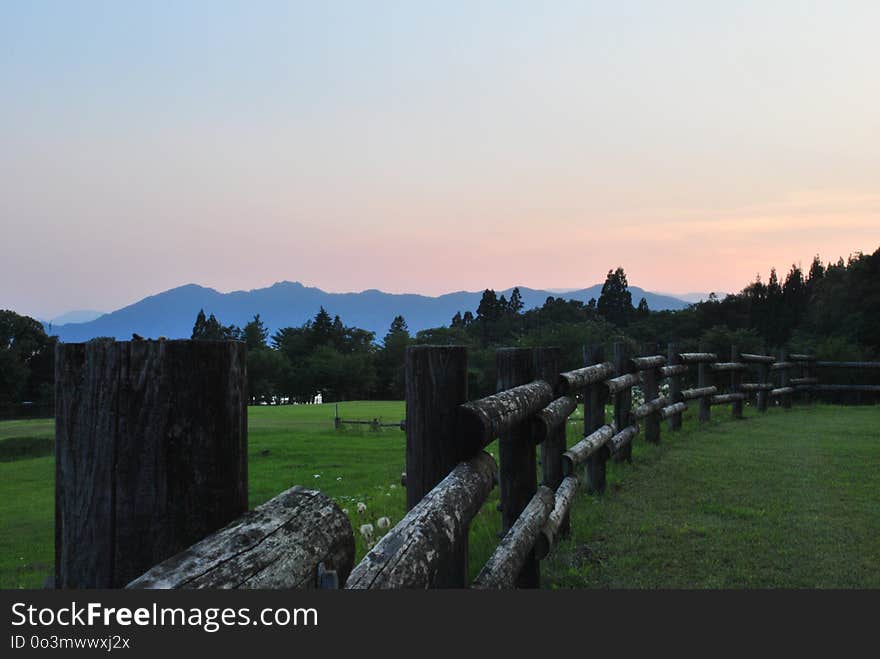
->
[3,2,879,319]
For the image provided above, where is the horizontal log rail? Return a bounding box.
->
[660,401,688,419]
[789,377,819,385]
[710,393,745,405]
[769,386,795,397]
[458,380,555,452]
[681,386,718,400]
[535,477,580,560]
[608,424,640,454]
[814,361,880,369]
[630,355,666,370]
[631,396,669,420]
[789,354,816,362]
[471,487,555,589]
[739,353,776,363]
[127,486,354,589]
[678,352,718,363]
[740,382,774,392]
[346,452,497,589]
[807,384,880,392]
[710,362,748,372]
[606,372,640,393]
[533,396,578,443]
[771,361,795,371]
[660,364,688,377]
[557,362,615,393]
[561,424,616,475]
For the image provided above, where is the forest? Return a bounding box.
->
[2,247,878,411]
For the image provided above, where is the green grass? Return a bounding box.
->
[544,404,880,588]
[1,402,878,588]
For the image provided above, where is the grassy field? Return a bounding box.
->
[1,402,878,588]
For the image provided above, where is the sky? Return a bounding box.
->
[2,1,878,319]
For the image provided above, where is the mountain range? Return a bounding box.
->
[45,281,694,343]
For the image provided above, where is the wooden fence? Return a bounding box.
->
[54,339,879,589]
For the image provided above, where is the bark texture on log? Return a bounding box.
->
[582,345,609,495]
[770,387,796,397]
[631,396,669,420]
[612,343,634,463]
[710,393,746,405]
[810,384,880,392]
[471,486,554,589]
[630,355,666,370]
[789,377,819,385]
[710,362,748,371]
[606,372,640,393]
[666,344,684,431]
[740,383,774,392]
[771,361,795,371]
[609,424,639,455]
[458,380,554,452]
[55,339,248,589]
[740,353,776,363]
[533,395,577,443]
[789,354,816,362]
[345,452,496,589]
[558,362,615,394]
[730,346,744,419]
[660,364,688,377]
[815,361,880,369]
[678,352,718,363]
[127,487,353,589]
[681,386,718,400]
[535,477,580,559]
[562,424,616,475]
[660,402,688,419]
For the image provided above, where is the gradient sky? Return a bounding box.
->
[2,1,878,319]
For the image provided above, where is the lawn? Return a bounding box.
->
[1,402,878,588]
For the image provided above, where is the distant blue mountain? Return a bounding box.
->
[47,281,690,343]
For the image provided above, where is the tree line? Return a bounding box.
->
[1,246,878,412]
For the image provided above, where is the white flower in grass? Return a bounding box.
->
[357,502,367,514]
[377,516,391,530]
[389,484,396,489]
[313,474,321,479]
[336,476,342,481]
[342,508,349,515]
[359,523,374,539]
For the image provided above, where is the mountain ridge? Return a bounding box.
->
[47,281,692,342]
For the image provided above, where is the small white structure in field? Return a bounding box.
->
[313,392,323,405]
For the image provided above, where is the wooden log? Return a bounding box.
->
[533,395,577,444]
[697,346,712,422]
[562,424,616,476]
[740,382,775,392]
[756,354,770,413]
[789,354,816,362]
[612,342,634,463]
[710,393,746,405]
[710,362,748,372]
[770,387,796,397]
[558,361,615,394]
[535,477,580,560]
[609,424,639,455]
[778,349,792,409]
[55,339,248,589]
[128,487,353,589]
[640,346,662,444]
[404,345,469,586]
[631,396,669,420]
[660,364,688,377]
[660,402,688,419]
[606,372,641,393]
[789,377,819,385]
[681,386,718,400]
[730,345,744,419]
[582,345,610,495]
[458,380,554,452]
[740,353,776,363]
[810,384,880,392]
[346,452,496,589]
[471,486,554,589]
[666,343,684,431]
[534,348,568,538]
[679,352,718,363]
[630,355,666,370]
[495,348,540,587]
[814,361,880,369]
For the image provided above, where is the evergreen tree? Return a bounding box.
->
[597,267,633,326]
[243,314,269,351]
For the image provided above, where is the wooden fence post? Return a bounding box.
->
[667,343,683,431]
[496,347,540,588]
[55,339,248,589]
[698,345,712,423]
[612,342,633,463]
[757,347,770,413]
[642,343,661,444]
[405,345,469,587]
[534,347,567,536]
[583,345,609,494]
[731,345,744,419]
[779,348,792,409]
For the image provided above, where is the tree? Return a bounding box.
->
[509,287,524,314]
[597,267,633,326]
[0,310,56,409]
[243,314,269,351]
[377,315,410,399]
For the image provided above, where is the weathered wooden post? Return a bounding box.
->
[731,345,744,419]
[55,339,248,589]
[405,345,469,587]
[757,348,770,413]
[496,347,539,587]
[667,343,683,431]
[583,345,609,494]
[698,345,711,423]
[534,347,567,536]
[612,342,633,463]
[779,348,792,409]
[641,344,662,444]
